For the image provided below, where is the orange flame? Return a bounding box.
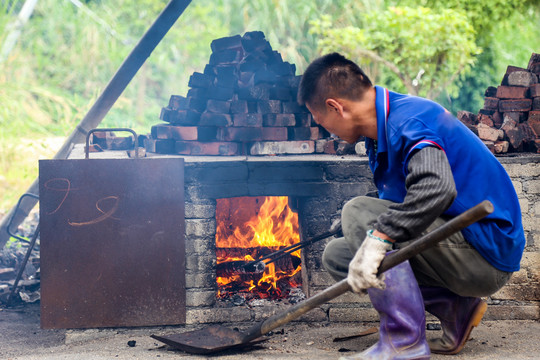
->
[216,196,301,299]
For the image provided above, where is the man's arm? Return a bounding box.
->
[375,146,457,241]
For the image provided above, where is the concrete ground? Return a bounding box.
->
[1,303,539,360]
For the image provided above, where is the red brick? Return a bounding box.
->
[206,86,235,101]
[310,127,320,140]
[232,113,263,127]
[188,72,214,88]
[210,35,242,52]
[494,141,509,154]
[519,123,537,142]
[457,111,477,125]
[485,86,497,97]
[500,116,517,133]
[218,127,262,141]
[534,97,540,110]
[288,127,311,140]
[238,85,271,101]
[186,97,207,112]
[175,141,239,156]
[160,108,200,125]
[505,128,524,149]
[483,97,499,110]
[295,113,313,127]
[492,112,503,128]
[477,123,502,142]
[261,127,288,141]
[286,127,321,141]
[323,140,338,154]
[507,71,538,87]
[209,49,243,65]
[269,87,293,101]
[257,100,282,114]
[249,141,315,155]
[206,100,231,113]
[501,66,527,85]
[529,62,540,75]
[479,108,495,116]
[255,70,278,85]
[282,101,303,113]
[336,141,357,155]
[503,112,528,123]
[230,100,248,114]
[530,139,540,153]
[217,127,287,142]
[527,53,540,71]
[168,95,188,110]
[529,111,540,135]
[187,87,208,99]
[529,84,540,98]
[528,111,540,122]
[197,127,219,142]
[477,113,494,127]
[199,113,232,126]
[144,138,175,154]
[496,86,529,99]
[263,114,296,127]
[151,124,198,140]
[482,141,495,154]
[499,99,532,112]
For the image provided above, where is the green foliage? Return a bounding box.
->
[402,0,540,112]
[311,6,481,99]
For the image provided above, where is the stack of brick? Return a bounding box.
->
[458,53,540,154]
[144,31,348,156]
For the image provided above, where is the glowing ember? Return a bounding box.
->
[216,196,301,299]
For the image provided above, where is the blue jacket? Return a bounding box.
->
[366,86,525,272]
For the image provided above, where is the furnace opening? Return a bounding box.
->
[215,196,302,300]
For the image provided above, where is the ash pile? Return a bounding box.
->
[0,213,40,306]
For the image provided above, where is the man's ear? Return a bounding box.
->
[325,98,343,115]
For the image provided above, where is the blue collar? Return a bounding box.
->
[374,85,390,153]
[365,86,390,155]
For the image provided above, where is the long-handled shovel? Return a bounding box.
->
[151,200,493,354]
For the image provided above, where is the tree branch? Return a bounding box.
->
[355,48,417,95]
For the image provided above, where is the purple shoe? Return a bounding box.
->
[421,286,487,355]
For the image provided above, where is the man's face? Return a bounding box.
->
[306,101,358,144]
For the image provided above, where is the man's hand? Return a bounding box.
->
[347,230,393,293]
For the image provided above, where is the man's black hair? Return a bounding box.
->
[298,53,372,109]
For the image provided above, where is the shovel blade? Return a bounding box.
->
[151,325,260,354]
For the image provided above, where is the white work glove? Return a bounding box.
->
[347,230,393,293]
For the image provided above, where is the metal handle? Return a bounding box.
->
[6,193,39,243]
[85,128,139,159]
[242,200,494,343]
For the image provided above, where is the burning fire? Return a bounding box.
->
[215,196,301,299]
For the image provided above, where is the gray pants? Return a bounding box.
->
[322,196,512,297]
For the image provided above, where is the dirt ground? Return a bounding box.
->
[1,303,539,360]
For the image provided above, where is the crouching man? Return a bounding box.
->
[298,53,525,359]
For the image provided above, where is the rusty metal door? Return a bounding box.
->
[39,157,185,329]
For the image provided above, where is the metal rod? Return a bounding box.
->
[0,0,193,249]
[242,225,342,269]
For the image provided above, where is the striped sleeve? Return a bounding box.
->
[375,146,457,241]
